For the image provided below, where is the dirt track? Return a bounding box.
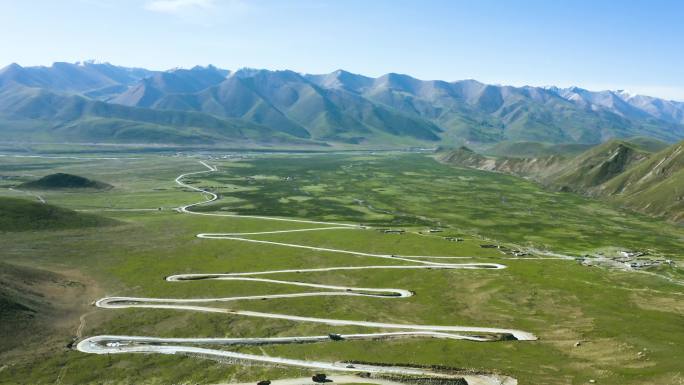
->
[77,161,535,385]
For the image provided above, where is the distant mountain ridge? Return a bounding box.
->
[1,61,684,146]
[0,61,154,99]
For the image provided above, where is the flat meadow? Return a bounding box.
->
[0,151,682,385]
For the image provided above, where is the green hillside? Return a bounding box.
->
[0,197,115,231]
[624,136,671,153]
[552,140,650,192]
[439,140,684,222]
[438,145,566,182]
[0,262,61,353]
[482,141,594,157]
[438,145,487,165]
[19,173,112,190]
[0,261,95,357]
[599,141,684,221]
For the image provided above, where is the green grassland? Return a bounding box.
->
[0,197,115,231]
[0,152,682,385]
[193,153,683,256]
[0,155,198,209]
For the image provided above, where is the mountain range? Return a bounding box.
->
[2,61,684,147]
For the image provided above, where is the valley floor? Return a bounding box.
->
[0,151,682,385]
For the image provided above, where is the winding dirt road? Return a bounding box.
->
[7,187,46,203]
[77,161,536,385]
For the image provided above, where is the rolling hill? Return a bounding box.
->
[0,197,116,231]
[551,141,651,191]
[0,261,97,358]
[438,145,567,182]
[598,142,684,221]
[19,173,112,190]
[439,140,684,222]
[0,261,66,354]
[2,62,684,146]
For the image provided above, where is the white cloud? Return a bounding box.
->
[143,0,250,26]
[145,0,216,15]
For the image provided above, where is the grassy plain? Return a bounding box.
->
[0,152,682,385]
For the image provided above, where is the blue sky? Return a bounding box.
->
[2,0,684,100]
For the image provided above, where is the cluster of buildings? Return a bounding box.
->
[576,250,675,271]
[378,228,405,234]
[479,244,530,256]
[611,250,674,269]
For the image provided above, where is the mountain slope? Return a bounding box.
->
[155,72,312,138]
[623,136,671,153]
[551,141,650,192]
[0,84,297,144]
[115,67,684,145]
[619,94,684,125]
[111,65,228,107]
[438,145,566,182]
[439,140,684,222]
[482,141,594,158]
[122,69,443,143]
[598,142,684,221]
[0,261,97,357]
[309,72,684,144]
